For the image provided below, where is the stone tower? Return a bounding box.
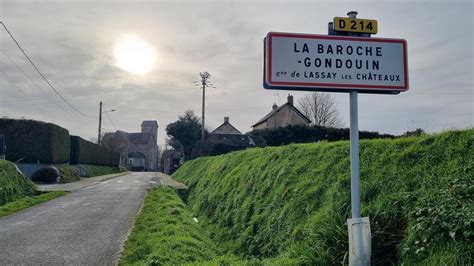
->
[141,120,158,143]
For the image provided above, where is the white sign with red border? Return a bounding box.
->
[264,32,408,93]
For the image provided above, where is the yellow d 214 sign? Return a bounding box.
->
[333,17,378,34]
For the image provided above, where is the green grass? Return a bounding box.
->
[0,191,66,218]
[80,164,122,177]
[171,129,473,265]
[0,159,36,205]
[55,164,81,183]
[120,186,219,265]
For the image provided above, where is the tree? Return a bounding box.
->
[166,110,203,160]
[298,92,344,128]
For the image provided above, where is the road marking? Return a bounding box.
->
[150,181,157,184]
[133,180,140,183]
[82,203,91,206]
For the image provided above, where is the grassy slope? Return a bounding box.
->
[173,129,473,265]
[55,164,123,183]
[1,160,66,218]
[56,164,81,183]
[80,164,122,178]
[0,160,36,205]
[120,187,219,265]
[0,191,66,218]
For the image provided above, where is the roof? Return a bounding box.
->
[207,133,255,147]
[251,103,311,128]
[128,152,146,159]
[141,120,158,128]
[102,131,154,145]
[211,121,242,134]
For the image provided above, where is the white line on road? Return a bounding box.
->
[133,181,140,183]
[150,181,157,184]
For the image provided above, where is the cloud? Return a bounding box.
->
[0,0,472,146]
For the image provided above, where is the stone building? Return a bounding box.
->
[102,120,159,171]
[207,117,255,151]
[252,95,311,130]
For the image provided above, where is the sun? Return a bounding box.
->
[114,35,156,75]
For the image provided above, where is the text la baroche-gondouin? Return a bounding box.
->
[293,43,400,82]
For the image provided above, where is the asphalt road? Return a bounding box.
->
[0,171,158,265]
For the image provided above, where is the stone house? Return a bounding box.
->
[102,120,159,171]
[207,117,255,151]
[252,95,311,130]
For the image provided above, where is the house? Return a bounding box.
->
[162,150,183,174]
[102,120,159,171]
[207,117,255,153]
[252,94,311,130]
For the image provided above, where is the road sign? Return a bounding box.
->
[334,17,378,34]
[264,32,408,94]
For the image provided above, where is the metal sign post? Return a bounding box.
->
[263,10,408,266]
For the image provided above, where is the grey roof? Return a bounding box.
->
[102,131,154,145]
[207,133,255,147]
[141,120,158,128]
[211,121,242,134]
[251,103,311,128]
[128,152,146,159]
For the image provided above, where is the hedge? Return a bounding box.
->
[0,118,70,164]
[70,136,120,166]
[249,124,394,146]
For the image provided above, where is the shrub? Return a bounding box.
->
[0,118,70,163]
[70,136,120,166]
[0,160,36,205]
[31,167,60,183]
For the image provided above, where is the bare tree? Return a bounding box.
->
[298,92,344,128]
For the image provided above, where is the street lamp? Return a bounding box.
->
[98,101,116,145]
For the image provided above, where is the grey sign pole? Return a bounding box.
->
[345,11,371,266]
[349,90,360,219]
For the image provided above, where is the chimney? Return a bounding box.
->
[272,103,278,110]
[287,94,294,105]
[224,117,229,123]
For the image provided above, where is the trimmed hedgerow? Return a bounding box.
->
[70,136,119,166]
[0,118,70,164]
[0,160,36,205]
[173,129,473,265]
[249,124,394,147]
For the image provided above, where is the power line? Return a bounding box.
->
[0,49,69,112]
[0,21,97,119]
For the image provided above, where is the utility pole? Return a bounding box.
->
[199,71,211,142]
[98,101,103,145]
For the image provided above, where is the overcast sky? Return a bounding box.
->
[1,0,473,146]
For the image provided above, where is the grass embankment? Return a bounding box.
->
[0,191,66,218]
[0,160,66,217]
[80,164,123,177]
[0,159,36,205]
[120,186,218,265]
[55,164,123,183]
[56,164,81,183]
[171,129,473,265]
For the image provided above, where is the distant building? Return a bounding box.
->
[252,94,311,130]
[207,117,255,152]
[162,150,183,175]
[102,120,159,171]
